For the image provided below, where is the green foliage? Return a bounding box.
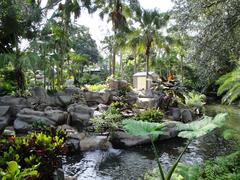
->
[91,107,123,133]
[85,84,107,92]
[144,163,200,180]
[216,68,240,104]
[0,128,66,179]
[136,109,163,122]
[199,151,240,180]
[0,161,39,180]
[177,113,227,139]
[184,91,206,108]
[122,119,165,141]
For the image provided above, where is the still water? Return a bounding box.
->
[63,105,239,180]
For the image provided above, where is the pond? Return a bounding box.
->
[62,104,239,180]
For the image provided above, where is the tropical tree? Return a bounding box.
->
[173,0,240,90]
[134,9,169,89]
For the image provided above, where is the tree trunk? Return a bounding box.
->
[146,54,150,90]
[133,47,137,74]
[181,55,184,84]
[112,48,116,77]
[120,51,123,79]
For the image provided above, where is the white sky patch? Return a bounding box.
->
[21,0,174,54]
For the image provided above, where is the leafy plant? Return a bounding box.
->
[136,109,163,122]
[0,161,39,180]
[0,128,67,179]
[124,113,227,180]
[122,119,165,140]
[91,107,123,133]
[184,91,206,108]
[85,84,107,92]
[199,151,240,180]
[216,68,240,104]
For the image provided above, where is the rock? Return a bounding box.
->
[85,91,110,105]
[14,108,67,132]
[158,122,179,140]
[124,92,138,105]
[108,78,128,90]
[93,111,103,118]
[53,168,65,180]
[64,87,82,95]
[31,87,50,105]
[80,136,111,151]
[0,106,10,116]
[111,122,179,148]
[57,95,72,106]
[0,96,30,117]
[14,119,32,132]
[97,104,109,112]
[167,108,194,123]
[136,97,159,109]
[68,104,93,127]
[0,106,11,131]
[2,126,15,136]
[111,131,151,148]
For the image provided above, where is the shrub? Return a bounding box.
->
[91,107,123,133]
[0,128,67,179]
[85,84,107,92]
[184,91,206,108]
[136,109,164,122]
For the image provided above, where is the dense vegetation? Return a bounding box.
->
[1,0,240,179]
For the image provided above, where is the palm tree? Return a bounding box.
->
[134,10,169,89]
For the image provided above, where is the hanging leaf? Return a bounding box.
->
[122,119,165,140]
[177,113,228,139]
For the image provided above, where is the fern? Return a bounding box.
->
[216,68,240,104]
[184,91,206,108]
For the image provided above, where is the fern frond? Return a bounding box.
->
[217,68,240,104]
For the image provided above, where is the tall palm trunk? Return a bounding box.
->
[145,40,152,90]
[120,51,123,79]
[133,47,137,74]
[112,48,116,77]
[15,35,25,94]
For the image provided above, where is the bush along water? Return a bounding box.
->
[0,127,67,180]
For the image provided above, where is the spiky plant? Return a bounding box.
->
[216,68,240,104]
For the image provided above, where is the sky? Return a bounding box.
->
[21,0,174,51]
[77,0,174,49]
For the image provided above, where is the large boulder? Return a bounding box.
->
[57,124,85,153]
[110,121,179,148]
[84,91,110,105]
[166,108,195,123]
[67,104,93,128]
[80,136,111,151]
[0,106,11,132]
[108,78,128,90]
[14,108,67,132]
[0,96,30,117]
[136,97,159,109]
[111,131,151,148]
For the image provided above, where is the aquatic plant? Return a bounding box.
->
[123,113,227,180]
